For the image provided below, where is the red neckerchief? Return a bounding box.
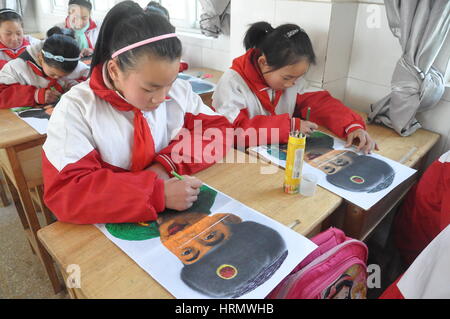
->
[65,17,97,49]
[230,48,283,115]
[89,64,155,172]
[0,38,30,59]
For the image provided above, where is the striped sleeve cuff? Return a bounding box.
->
[34,88,46,105]
[154,154,178,176]
[345,123,365,135]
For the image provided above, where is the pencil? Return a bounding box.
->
[171,171,184,180]
[306,107,311,122]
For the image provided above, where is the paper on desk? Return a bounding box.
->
[96,184,317,299]
[11,108,49,135]
[249,131,417,211]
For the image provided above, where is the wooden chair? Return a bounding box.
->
[0,169,10,207]
[0,139,63,294]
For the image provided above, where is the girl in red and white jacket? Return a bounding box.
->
[394,150,450,266]
[0,27,89,109]
[213,22,377,154]
[57,0,101,57]
[0,9,40,70]
[42,1,233,225]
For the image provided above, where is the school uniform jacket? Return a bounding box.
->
[0,41,89,109]
[212,49,366,145]
[57,17,100,50]
[42,64,233,225]
[394,150,450,265]
[0,35,40,69]
[380,225,450,299]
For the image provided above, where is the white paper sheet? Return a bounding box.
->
[249,131,417,210]
[96,184,317,299]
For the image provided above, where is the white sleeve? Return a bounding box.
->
[212,70,250,123]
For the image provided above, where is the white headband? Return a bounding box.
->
[111,33,178,59]
[0,9,21,16]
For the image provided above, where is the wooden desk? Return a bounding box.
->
[37,149,342,299]
[0,109,62,293]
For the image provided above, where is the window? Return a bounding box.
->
[136,0,202,31]
[51,0,116,17]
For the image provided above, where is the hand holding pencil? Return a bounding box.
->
[163,171,202,211]
[299,107,318,136]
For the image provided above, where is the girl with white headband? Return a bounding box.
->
[42,1,232,225]
[0,8,40,70]
[0,26,89,109]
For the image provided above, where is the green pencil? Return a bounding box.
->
[306,107,311,121]
[171,171,184,180]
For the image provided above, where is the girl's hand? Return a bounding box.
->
[45,89,62,104]
[345,129,379,155]
[300,120,318,136]
[164,176,203,211]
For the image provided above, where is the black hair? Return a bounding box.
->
[243,21,316,71]
[0,8,23,27]
[145,1,170,20]
[46,26,76,40]
[42,30,80,73]
[91,1,182,73]
[68,0,92,12]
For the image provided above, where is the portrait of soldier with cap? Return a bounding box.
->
[267,131,395,193]
[105,185,288,298]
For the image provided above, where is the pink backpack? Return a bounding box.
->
[267,228,368,299]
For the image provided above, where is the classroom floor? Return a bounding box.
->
[0,192,68,299]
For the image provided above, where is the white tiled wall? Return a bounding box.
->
[178,33,232,72]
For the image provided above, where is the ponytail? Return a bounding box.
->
[90,1,181,74]
[243,21,274,51]
[244,21,316,71]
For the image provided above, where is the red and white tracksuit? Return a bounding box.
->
[212,48,366,146]
[42,64,233,225]
[0,41,89,109]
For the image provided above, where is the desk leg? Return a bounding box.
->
[0,169,10,207]
[6,147,63,294]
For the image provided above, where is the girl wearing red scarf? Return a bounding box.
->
[0,27,88,109]
[213,22,377,154]
[42,2,232,225]
[0,9,39,70]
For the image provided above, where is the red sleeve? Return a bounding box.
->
[43,150,166,225]
[379,276,404,299]
[230,109,299,147]
[441,164,450,229]
[154,113,233,176]
[0,60,7,70]
[295,91,366,138]
[0,83,39,109]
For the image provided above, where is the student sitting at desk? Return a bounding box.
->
[0,27,89,109]
[42,1,232,225]
[0,8,40,70]
[57,0,101,58]
[212,22,377,154]
[394,150,450,266]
